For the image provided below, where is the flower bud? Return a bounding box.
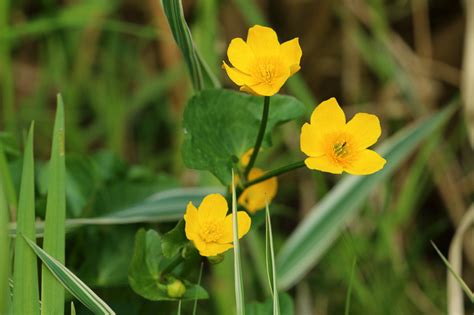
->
[167,279,186,298]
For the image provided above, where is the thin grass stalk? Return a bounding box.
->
[41,95,66,315]
[0,173,10,314]
[344,259,356,315]
[13,123,40,315]
[0,140,17,218]
[231,170,245,315]
[192,262,204,315]
[265,203,279,315]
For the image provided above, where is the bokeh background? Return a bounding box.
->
[1,0,473,314]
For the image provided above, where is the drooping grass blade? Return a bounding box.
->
[24,236,116,315]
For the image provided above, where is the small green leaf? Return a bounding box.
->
[245,293,294,315]
[162,219,189,259]
[128,229,208,301]
[182,89,305,184]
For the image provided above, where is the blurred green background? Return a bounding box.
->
[1,0,473,314]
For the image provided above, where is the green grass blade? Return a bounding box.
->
[161,0,220,90]
[431,242,474,303]
[23,236,116,314]
[265,204,279,315]
[231,170,245,315]
[41,95,66,315]
[344,259,356,315]
[276,102,457,290]
[13,123,40,315]
[71,302,76,315]
[0,164,10,315]
[0,139,17,216]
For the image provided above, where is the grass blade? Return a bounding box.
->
[265,204,279,315]
[276,102,457,290]
[161,0,220,90]
[0,163,10,315]
[23,236,116,314]
[41,95,66,315]
[13,123,40,315]
[0,139,17,217]
[71,302,76,315]
[231,170,245,315]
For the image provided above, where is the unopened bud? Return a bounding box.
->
[167,279,186,298]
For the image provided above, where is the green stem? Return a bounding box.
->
[161,254,184,276]
[244,96,270,179]
[244,160,306,188]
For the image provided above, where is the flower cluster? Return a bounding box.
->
[183,25,386,258]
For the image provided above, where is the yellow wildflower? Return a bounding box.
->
[238,168,278,213]
[223,25,302,96]
[184,193,251,257]
[300,98,386,175]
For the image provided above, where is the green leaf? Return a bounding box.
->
[161,0,220,90]
[162,219,188,259]
[42,94,67,315]
[276,102,457,290]
[13,123,40,315]
[23,235,116,314]
[0,136,17,214]
[245,293,294,315]
[128,229,208,301]
[182,89,305,184]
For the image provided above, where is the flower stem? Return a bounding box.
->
[244,160,306,188]
[244,96,270,179]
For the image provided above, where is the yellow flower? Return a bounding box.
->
[184,193,251,257]
[223,25,302,96]
[300,98,386,175]
[238,168,278,213]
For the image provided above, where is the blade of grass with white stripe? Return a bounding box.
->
[161,0,220,90]
[13,123,40,315]
[231,170,245,315]
[71,302,76,315]
[0,168,10,315]
[265,203,279,315]
[276,101,458,290]
[23,236,116,314]
[41,95,66,315]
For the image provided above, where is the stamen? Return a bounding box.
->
[333,141,347,157]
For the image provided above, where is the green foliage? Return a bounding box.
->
[182,89,305,184]
[162,219,189,259]
[13,123,40,315]
[276,103,457,290]
[0,161,9,315]
[245,293,294,315]
[161,0,220,90]
[23,236,116,315]
[41,95,67,315]
[128,229,208,301]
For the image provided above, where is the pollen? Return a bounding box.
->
[199,221,223,243]
[333,141,348,157]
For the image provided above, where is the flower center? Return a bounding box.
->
[333,140,348,158]
[199,221,223,243]
[257,60,276,83]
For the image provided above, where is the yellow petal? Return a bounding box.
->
[304,156,343,174]
[238,168,277,213]
[310,98,346,133]
[199,243,233,257]
[300,123,325,157]
[246,25,280,57]
[223,62,258,86]
[344,149,386,175]
[227,38,256,74]
[280,38,302,75]
[219,211,252,244]
[192,236,208,255]
[345,113,382,150]
[198,193,228,222]
[184,202,199,240]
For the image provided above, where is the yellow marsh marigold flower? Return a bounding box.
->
[184,193,251,257]
[223,25,302,96]
[238,168,278,213]
[300,98,386,175]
